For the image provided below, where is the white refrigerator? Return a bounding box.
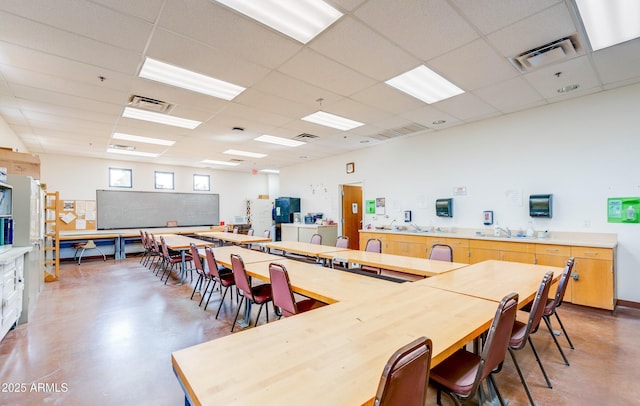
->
[7,175,44,324]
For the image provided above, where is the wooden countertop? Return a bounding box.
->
[360,228,617,248]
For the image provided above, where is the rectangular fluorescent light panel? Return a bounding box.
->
[385,65,464,104]
[223,149,267,158]
[215,0,343,44]
[202,159,240,166]
[254,134,305,147]
[260,169,280,174]
[575,0,640,51]
[122,107,201,129]
[139,58,246,100]
[301,111,364,131]
[107,148,159,158]
[113,132,175,146]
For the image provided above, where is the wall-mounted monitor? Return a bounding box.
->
[529,194,552,218]
[436,198,453,217]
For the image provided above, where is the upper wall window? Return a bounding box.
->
[109,168,132,188]
[193,174,210,191]
[154,171,174,190]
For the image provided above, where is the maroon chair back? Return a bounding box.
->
[189,243,205,275]
[374,337,432,406]
[549,257,574,313]
[310,234,322,245]
[231,254,252,298]
[150,233,159,253]
[362,238,382,274]
[527,271,554,336]
[159,236,171,259]
[429,244,453,262]
[247,228,255,236]
[477,292,519,383]
[336,236,349,249]
[139,230,146,247]
[263,229,270,238]
[269,263,298,317]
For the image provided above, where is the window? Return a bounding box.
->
[193,174,210,191]
[154,171,174,190]
[109,168,132,188]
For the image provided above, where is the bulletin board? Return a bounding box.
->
[57,199,97,231]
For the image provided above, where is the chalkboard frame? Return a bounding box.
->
[96,190,219,229]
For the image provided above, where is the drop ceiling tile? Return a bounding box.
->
[350,83,425,115]
[9,84,122,115]
[252,71,343,107]
[159,0,302,68]
[449,0,563,34]
[591,39,640,86]
[309,16,419,81]
[90,0,164,22]
[232,88,312,119]
[0,0,154,51]
[354,0,478,60]
[400,105,461,129]
[278,48,376,96]
[487,2,577,57]
[474,77,545,113]
[428,39,519,91]
[435,93,500,122]
[322,97,393,124]
[0,11,142,74]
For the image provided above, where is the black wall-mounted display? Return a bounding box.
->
[435,198,453,217]
[529,194,553,218]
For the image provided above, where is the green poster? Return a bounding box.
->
[365,200,375,214]
[607,197,640,223]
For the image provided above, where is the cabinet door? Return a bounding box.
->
[501,251,535,263]
[536,252,573,303]
[571,247,614,310]
[469,248,500,264]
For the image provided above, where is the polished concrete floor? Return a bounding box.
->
[1,256,639,405]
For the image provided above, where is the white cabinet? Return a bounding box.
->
[1,247,30,341]
[281,224,338,246]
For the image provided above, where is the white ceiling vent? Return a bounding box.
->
[371,123,429,140]
[509,35,582,73]
[128,95,174,113]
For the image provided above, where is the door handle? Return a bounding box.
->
[571,273,579,281]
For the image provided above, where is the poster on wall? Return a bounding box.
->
[607,197,640,223]
[366,200,375,214]
[375,198,386,215]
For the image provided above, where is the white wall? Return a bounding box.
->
[280,83,640,303]
[0,115,27,152]
[39,154,272,225]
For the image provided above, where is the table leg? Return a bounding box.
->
[177,250,186,285]
[236,296,252,328]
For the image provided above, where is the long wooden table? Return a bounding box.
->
[197,231,272,246]
[155,234,214,283]
[172,257,563,405]
[416,259,562,307]
[266,240,351,261]
[320,249,468,277]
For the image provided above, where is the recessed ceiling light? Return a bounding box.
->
[385,65,464,104]
[301,111,364,131]
[122,107,201,129]
[575,0,640,51]
[214,0,343,44]
[557,84,580,93]
[112,132,175,146]
[223,149,267,158]
[139,58,246,100]
[201,159,240,166]
[107,148,159,158]
[254,134,306,147]
[260,169,280,174]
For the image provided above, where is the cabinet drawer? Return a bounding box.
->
[535,244,571,256]
[571,246,613,261]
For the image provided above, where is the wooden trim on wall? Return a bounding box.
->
[616,299,640,309]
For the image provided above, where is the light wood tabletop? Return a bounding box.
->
[416,259,562,307]
[154,234,213,250]
[320,249,467,277]
[197,231,272,245]
[240,258,399,304]
[172,285,498,406]
[209,245,284,267]
[266,240,351,258]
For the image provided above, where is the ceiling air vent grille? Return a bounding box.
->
[509,35,582,73]
[128,95,174,113]
[108,144,135,151]
[295,133,319,140]
[230,158,245,162]
[371,123,429,140]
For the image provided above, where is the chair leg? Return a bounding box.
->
[543,315,570,365]
[231,297,245,332]
[528,336,552,388]
[487,375,506,406]
[215,286,231,319]
[554,311,574,349]
[199,279,212,307]
[190,275,203,300]
[203,279,219,310]
[508,348,536,406]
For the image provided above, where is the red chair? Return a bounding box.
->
[189,243,207,301]
[430,292,519,406]
[230,254,273,332]
[508,271,554,405]
[428,244,453,262]
[373,336,432,406]
[203,246,235,317]
[268,262,325,318]
[158,236,193,285]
